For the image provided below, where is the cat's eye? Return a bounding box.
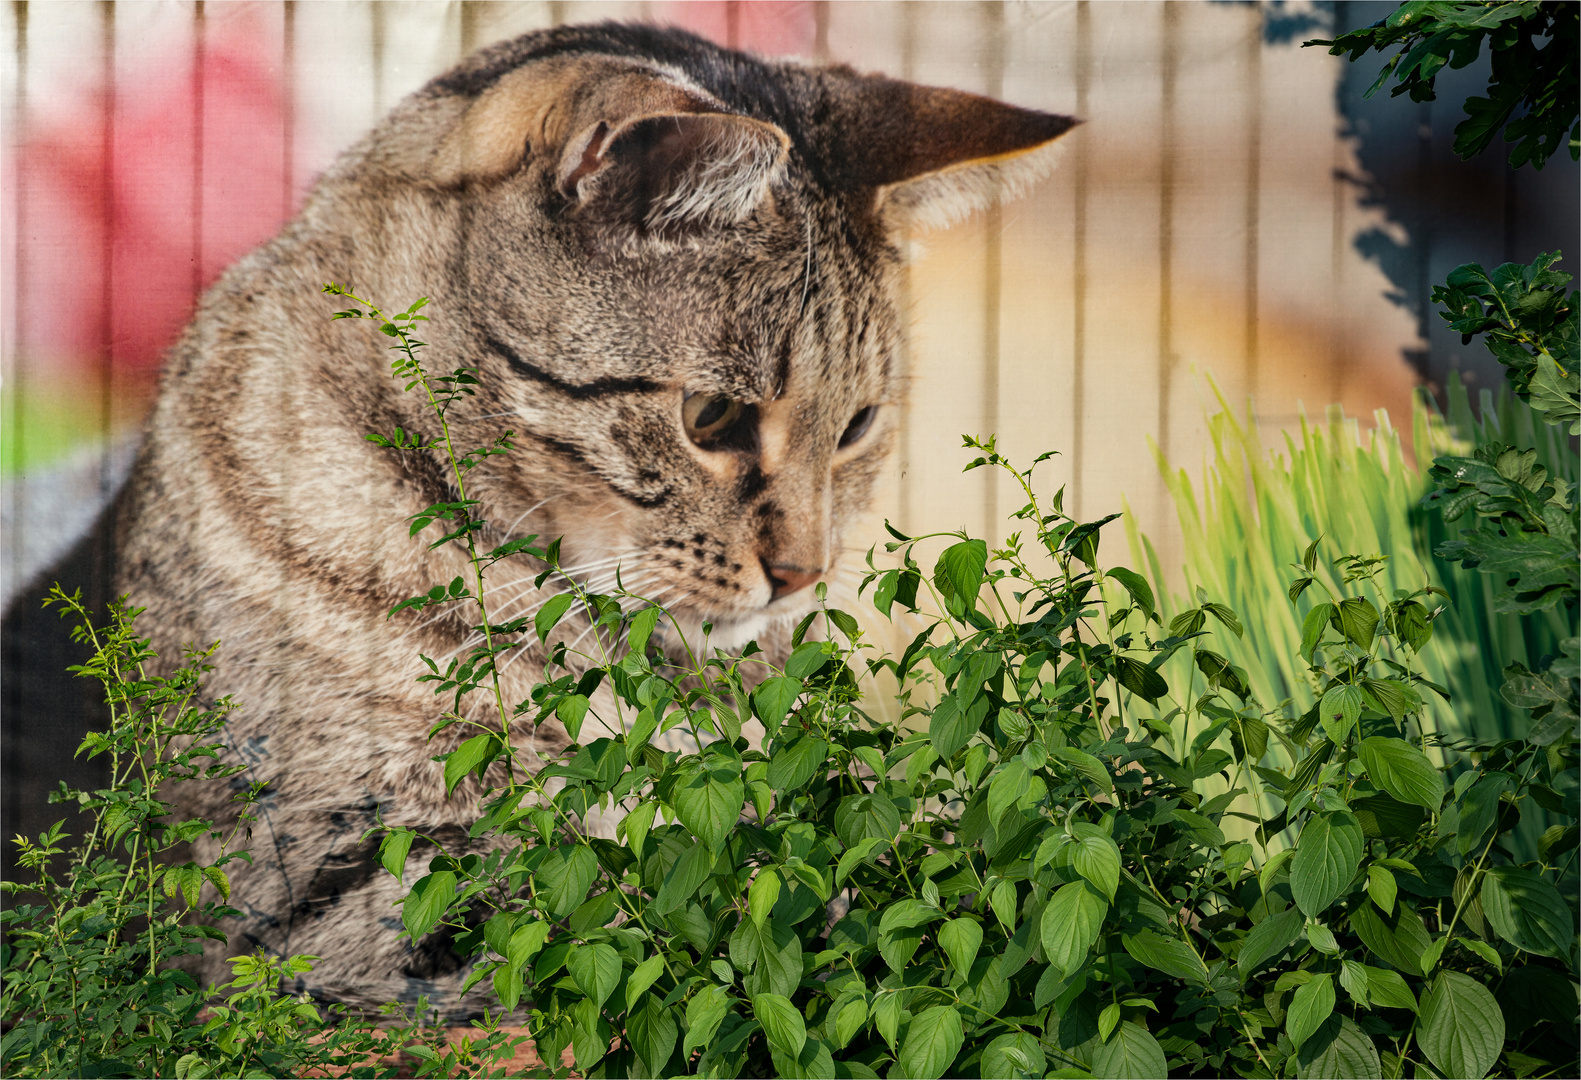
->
[682,391,747,448]
[839,405,877,448]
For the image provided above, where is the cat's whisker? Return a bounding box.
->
[798,213,816,316]
[498,496,557,540]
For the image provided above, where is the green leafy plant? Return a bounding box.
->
[338,277,1575,1077]
[1431,252,1579,434]
[0,588,516,1079]
[1308,1,1579,169]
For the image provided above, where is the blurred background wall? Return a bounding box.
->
[3,0,1577,611]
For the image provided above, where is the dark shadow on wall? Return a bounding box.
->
[1259,0,1580,410]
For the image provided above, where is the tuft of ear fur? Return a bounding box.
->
[430,54,788,228]
[818,70,1080,230]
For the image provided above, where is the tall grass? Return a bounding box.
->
[1127,374,1574,745]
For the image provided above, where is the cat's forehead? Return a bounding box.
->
[623,209,894,401]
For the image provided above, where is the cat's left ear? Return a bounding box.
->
[555,109,790,230]
[820,71,1081,230]
[431,55,789,229]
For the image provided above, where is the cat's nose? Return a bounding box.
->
[762,560,822,601]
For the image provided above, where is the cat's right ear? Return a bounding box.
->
[820,71,1081,231]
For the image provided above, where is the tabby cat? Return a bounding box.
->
[2,23,1075,1010]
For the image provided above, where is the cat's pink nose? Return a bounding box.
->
[762,561,822,601]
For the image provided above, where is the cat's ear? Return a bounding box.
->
[431,56,788,228]
[556,110,789,229]
[821,72,1080,230]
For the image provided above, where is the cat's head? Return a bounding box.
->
[329,23,1076,650]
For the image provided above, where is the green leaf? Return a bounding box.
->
[628,995,678,1072]
[1319,684,1364,743]
[619,800,657,861]
[1361,677,1418,721]
[1456,772,1512,855]
[1351,793,1426,838]
[1301,602,1337,661]
[938,918,984,976]
[1480,866,1576,959]
[873,991,903,1051]
[683,985,732,1059]
[653,839,714,916]
[980,1032,1046,1080]
[1202,600,1244,638]
[1040,880,1108,975]
[1419,972,1504,1079]
[1290,812,1365,916]
[753,992,807,1059]
[1349,900,1431,977]
[444,733,500,794]
[1089,1020,1167,1079]
[556,694,590,742]
[567,942,621,1010]
[835,792,902,849]
[1071,823,1122,901]
[752,676,803,732]
[987,760,1032,826]
[879,924,925,972]
[1365,866,1397,914]
[749,870,781,928]
[1295,1015,1382,1079]
[402,870,457,940]
[1362,966,1416,1011]
[1107,567,1156,620]
[829,990,868,1051]
[378,828,415,879]
[1357,737,1443,810]
[768,736,828,794]
[624,954,665,1014]
[786,640,833,679]
[534,844,599,919]
[1167,809,1225,847]
[535,592,576,642]
[929,694,988,761]
[879,898,942,934]
[627,605,661,654]
[936,540,988,611]
[896,1004,964,1080]
[1121,929,1210,985]
[1098,1001,1122,1043]
[1463,937,1503,973]
[1051,745,1114,793]
[1336,596,1380,649]
[729,916,802,998]
[1287,973,1336,1053]
[673,762,744,849]
[508,921,550,971]
[1338,958,1370,1005]
[1238,906,1303,977]
[201,865,230,902]
[835,837,888,885]
[1114,656,1169,702]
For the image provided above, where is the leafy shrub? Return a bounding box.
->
[1126,375,1573,751]
[1308,1,1579,170]
[336,288,1578,1079]
[0,588,519,1078]
[1432,252,1578,434]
